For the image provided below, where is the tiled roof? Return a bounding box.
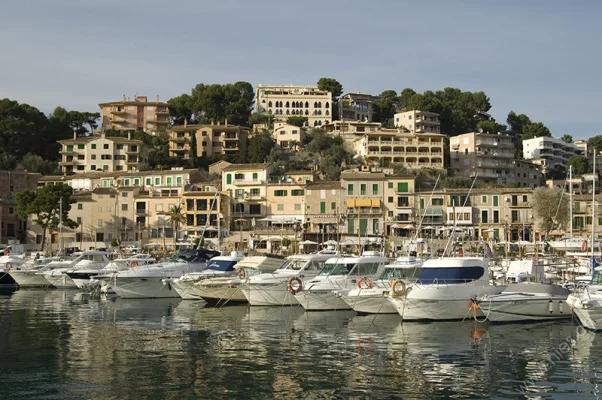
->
[340,172,386,180]
[222,163,269,172]
[306,181,343,189]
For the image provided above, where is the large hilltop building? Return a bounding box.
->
[99,95,170,135]
[338,92,377,122]
[168,121,249,159]
[255,84,332,127]
[522,136,583,174]
[394,110,441,134]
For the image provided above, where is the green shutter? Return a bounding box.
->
[494,229,499,239]
[252,172,258,180]
[348,218,355,234]
[388,182,393,189]
[598,218,602,225]
[420,199,424,209]
[348,184,353,195]
[320,202,326,214]
[397,182,408,192]
[361,184,366,195]
[360,219,368,234]
[226,174,232,184]
[331,202,336,210]
[575,202,580,212]
[372,184,378,195]
[493,196,499,206]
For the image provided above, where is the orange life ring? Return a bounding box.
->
[4,249,9,255]
[458,249,464,257]
[237,268,246,280]
[357,277,373,290]
[391,279,406,296]
[581,241,588,252]
[287,276,303,294]
[129,261,139,268]
[4,262,12,271]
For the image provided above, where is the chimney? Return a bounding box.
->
[184,118,187,128]
[122,94,126,102]
[73,131,77,139]
[211,120,214,126]
[128,132,131,140]
[156,95,159,102]
[225,119,228,127]
[127,97,130,101]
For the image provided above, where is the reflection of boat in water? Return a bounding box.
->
[567,266,602,331]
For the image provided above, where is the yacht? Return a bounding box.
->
[294,251,390,311]
[169,252,246,300]
[548,237,589,252]
[387,256,504,320]
[477,282,570,322]
[338,256,423,314]
[566,265,602,331]
[7,257,61,287]
[0,254,27,285]
[73,254,158,292]
[40,251,105,288]
[195,255,285,304]
[105,249,220,299]
[63,251,113,289]
[242,251,337,306]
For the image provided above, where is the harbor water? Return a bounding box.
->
[1,289,601,399]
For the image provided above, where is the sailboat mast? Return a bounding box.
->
[569,165,573,238]
[591,151,596,275]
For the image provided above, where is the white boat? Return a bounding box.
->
[63,251,113,289]
[195,255,286,304]
[0,254,27,285]
[7,257,62,287]
[170,252,246,300]
[242,251,337,306]
[106,249,220,299]
[477,282,570,322]
[548,237,589,252]
[339,256,423,314]
[567,266,602,331]
[74,254,158,292]
[39,252,102,288]
[294,251,390,311]
[387,257,504,321]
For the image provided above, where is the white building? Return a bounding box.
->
[394,110,441,134]
[522,136,583,174]
[272,122,306,151]
[255,84,333,127]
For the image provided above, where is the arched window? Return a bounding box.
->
[314,120,319,126]
[314,102,318,108]
[326,110,330,116]
[268,109,272,114]
[262,99,265,103]
[286,109,290,115]
[325,102,329,108]
[305,102,309,108]
[305,110,309,115]
[318,110,322,116]
[285,101,290,108]
[317,120,322,126]
[318,102,322,108]
[268,101,272,107]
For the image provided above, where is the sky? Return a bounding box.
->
[1,0,601,139]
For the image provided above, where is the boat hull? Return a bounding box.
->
[171,280,205,300]
[296,290,352,311]
[340,290,396,314]
[244,284,300,306]
[0,270,17,286]
[113,276,181,299]
[66,271,104,290]
[9,270,51,287]
[197,283,248,303]
[572,306,602,331]
[481,298,571,322]
[42,272,77,288]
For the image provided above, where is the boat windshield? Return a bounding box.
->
[205,260,238,272]
[319,262,357,276]
[279,259,308,271]
[379,267,421,280]
[241,268,264,277]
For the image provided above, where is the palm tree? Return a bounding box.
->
[166,204,186,247]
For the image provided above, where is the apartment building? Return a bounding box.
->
[182,182,229,250]
[0,171,41,245]
[354,129,445,170]
[547,173,599,195]
[449,131,515,184]
[99,95,170,134]
[338,93,376,122]
[303,181,345,244]
[58,132,147,174]
[394,110,441,134]
[272,122,306,151]
[522,136,583,174]
[383,176,416,236]
[340,171,386,241]
[513,160,544,188]
[255,84,333,127]
[322,120,382,136]
[574,139,602,174]
[168,121,250,159]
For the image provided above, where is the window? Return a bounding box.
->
[122,192,128,197]
[432,198,443,206]
[388,182,393,189]
[348,184,353,195]
[156,204,163,212]
[66,145,73,152]
[388,196,393,203]
[493,210,499,223]
[360,219,368,234]
[481,210,488,223]
[234,173,244,180]
[226,174,232,184]
[397,182,408,192]
[360,184,366,195]
[77,203,82,210]
[397,197,409,207]
[522,195,528,202]
[373,219,379,234]
[145,178,152,186]
[121,204,128,211]
[76,217,82,225]
[277,204,284,211]
[134,178,140,186]
[294,204,301,211]
[252,172,258,181]
[331,202,336,210]
[124,179,130,186]
[166,177,173,186]
[77,144,84,150]
[116,144,123,150]
[372,184,378,195]
[348,218,354,234]
[90,165,96,171]
[493,196,499,207]
[249,204,261,214]
[91,144,96,149]
[155,177,161,185]
[291,189,304,196]
[274,190,288,197]
[482,195,487,204]
[176,176,182,185]
[97,219,103,229]
[250,188,260,197]
[320,202,326,214]
[103,144,109,149]
[91,154,96,160]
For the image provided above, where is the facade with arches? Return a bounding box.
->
[255,84,333,128]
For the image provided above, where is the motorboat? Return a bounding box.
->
[387,256,504,320]
[0,254,27,285]
[39,252,96,288]
[169,252,246,300]
[242,251,337,306]
[477,282,570,322]
[194,255,286,304]
[548,237,590,252]
[339,256,423,314]
[105,249,220,299]
[567,266,602,331]
[7,257,62,287]
[294,251,390,311]
[61,251,113,289]
[72,254,158,292]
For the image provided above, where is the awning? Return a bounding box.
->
[355,199,372,207]
[371,199,380,207]
[423,207,443,217]
[346,199,356,208]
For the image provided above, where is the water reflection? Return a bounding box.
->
[0,290,601,399]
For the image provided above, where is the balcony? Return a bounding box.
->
[126,148,139,154]
[156,108,169,115]
[111,108,126,115]
[233,179,264,186]
[171,136,189,143]
[135,208,147,215]
[346,208,382,215]
[223,135,238,140]
[171,147,187,153]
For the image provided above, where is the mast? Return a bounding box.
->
[569,165,573,238]
[59,196,64,255]
[591,151,596,277]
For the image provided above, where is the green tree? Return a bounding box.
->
[16,184,77,251]
[372,89,399,125]
[245,131,275,163]
[561,134,573,144]
[522,122,552,140]
[530,187,569,238]
[19,153,57,174]
[248,112,273,128]
[286,116,308,127]
[317,78,343,100]
[567,156,589,175]
[188,131,198,166]
[588,135,602,153]
[167,94,194,125]
[477,120,507,134]
[0,153,18,170]
[166,204,186,246]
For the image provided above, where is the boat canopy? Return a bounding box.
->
[417,265,485,284]
[503,282,569,296]
[204,259,239,272]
